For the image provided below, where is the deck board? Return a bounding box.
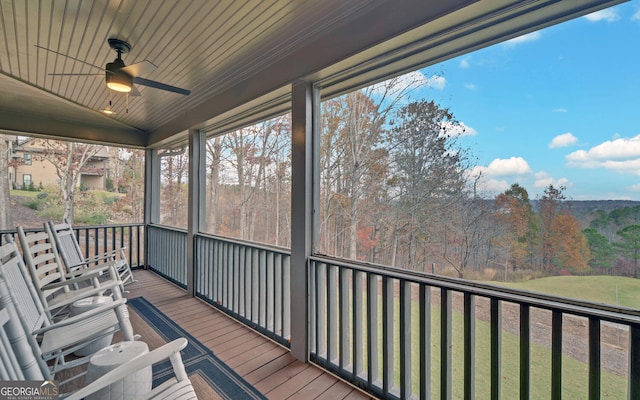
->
[127,270,375,399]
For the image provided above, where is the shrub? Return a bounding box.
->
[76,212,110,225]
[23,199,39,210]
[39,205,64,220]
[36,192,48,200]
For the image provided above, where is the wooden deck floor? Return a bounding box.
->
[127,269,375,400]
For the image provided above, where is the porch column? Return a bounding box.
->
[290,80,319,361]
[187,128,206,297]
[144,148,160,269]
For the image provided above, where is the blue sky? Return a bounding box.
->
[413,1,640,201]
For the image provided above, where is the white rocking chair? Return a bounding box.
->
[0,237,135,385]
[46,220,136,290]
[0,280,197,399]
[17,226,118,319]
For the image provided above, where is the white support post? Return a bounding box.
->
[187,128,206,297]
[290,80,318,361]
[144,148,160,269]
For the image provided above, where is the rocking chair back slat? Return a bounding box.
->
[50,222,86,271]
[0,241,47,334]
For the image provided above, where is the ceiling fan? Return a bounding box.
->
[38,38,190,96]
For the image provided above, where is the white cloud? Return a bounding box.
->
[464,83,476,90]
[549,132,578,149]
[441,121,477,137]
[584,8,620,22]
[633,9,640,22]
[424,75,446,90]
[503,32,541,47]
[485,157,532,176]
[552,108,568,113]
[566,134,640,174]
[533,171,571,188]
[370,71,442,98]
[460,58,470,69]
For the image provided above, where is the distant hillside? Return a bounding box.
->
[531,199,640,227]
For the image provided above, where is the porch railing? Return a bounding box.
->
[309,256,640,400]
[146,224,188,288]
[194,233,291,347]
[0,223,145,268]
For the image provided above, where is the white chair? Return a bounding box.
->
[0,276,196,399]
[47,220,136,289]
[17,226,117,319]
[65,338,198,400]
[0,238,135,385]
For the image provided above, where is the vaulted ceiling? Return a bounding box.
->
[0,0,625,148]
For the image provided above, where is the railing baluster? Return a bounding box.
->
[267,251,274,331]
[367,272,379,386]
[339,266,350,371]
[275,252,282,335]
[441,288,452,400]
[520,304,530,400]
[464,293,476,400]
[353,270,363,381]
[551,310,563,400]
[259,249,266,328]
[630,324,640,399]
[310,261,317,354]
[382,276,394,396]
[490,298,502,400]
[588,317,600,400]
[233,244,240,315]
[283,255,291,340]
[420,284,431,400]
[328,264,337,363]
[251,248,259,323]
[317,262,327,357]
[400,280,412,399]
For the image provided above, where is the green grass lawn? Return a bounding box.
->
[10,189,40,198]
[324,274,633,399]
[490,275,640,309]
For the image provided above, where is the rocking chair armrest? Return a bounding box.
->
[33,298,128,334]
[63,261,120,280]
[41,281,120,312]
[85,250,118,262]
[64,338,189,400]
[84,247,127,264]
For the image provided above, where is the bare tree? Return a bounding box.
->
[36,140,104,225]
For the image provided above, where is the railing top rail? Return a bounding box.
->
[72,222,145,230]
[195,231,291,256]
[310,254,640,325]
[147,223,187,234]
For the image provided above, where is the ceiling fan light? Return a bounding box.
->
[105,68,132,93]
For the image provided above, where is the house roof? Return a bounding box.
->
[0,0,624,149]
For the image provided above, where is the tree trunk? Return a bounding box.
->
[0,136,13,229]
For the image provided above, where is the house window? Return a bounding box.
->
[23,153,32,165]
[23,174,32,188]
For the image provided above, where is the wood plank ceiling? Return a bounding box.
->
[0,0,625,148]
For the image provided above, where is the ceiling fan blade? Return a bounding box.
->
[130,85,142,97]
[35,45,103,71]
[49,73,103,76]
[133,77,190,95]
[121,60,157,78]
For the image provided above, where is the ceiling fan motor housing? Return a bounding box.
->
[106,59,133,92]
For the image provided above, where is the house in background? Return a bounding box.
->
[7,136,110,191]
